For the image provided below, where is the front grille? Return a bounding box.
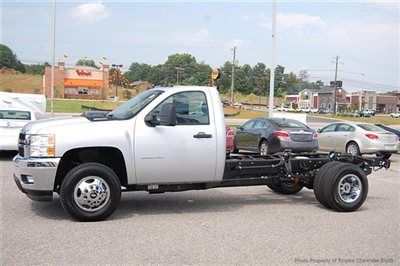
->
[18,133,27,157]
[290,132,313,142]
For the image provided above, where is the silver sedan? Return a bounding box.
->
[318,122,399,158]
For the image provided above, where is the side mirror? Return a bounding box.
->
[159,103,176,126]
[145,113,156,127]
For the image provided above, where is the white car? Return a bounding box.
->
[390,111,400,118]
[310,108,318,113]
[0,108,36,151]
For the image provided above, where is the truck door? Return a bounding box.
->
[134,91,217,184]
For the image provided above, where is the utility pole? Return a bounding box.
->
[230,46,237,104]
[175,67,185,84]
[332,55,342,115]
[50,0,56,117]
[269,0,277,117]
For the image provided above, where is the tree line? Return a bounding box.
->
[122,53,325,97]
[1,43,325,97]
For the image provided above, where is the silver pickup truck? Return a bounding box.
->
[13,86,391,221]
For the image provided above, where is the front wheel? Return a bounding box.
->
[259,140,270,156]
[60,163,121,222]
[267,182,303,195]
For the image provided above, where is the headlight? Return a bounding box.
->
[28,134,55,157]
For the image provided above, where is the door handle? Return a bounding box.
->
[193,132,213,139]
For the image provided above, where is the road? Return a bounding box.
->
[1,152,399,265]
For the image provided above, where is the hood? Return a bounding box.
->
[22,115,90,134]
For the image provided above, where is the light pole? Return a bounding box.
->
[230,46,237,104]
[112,64,123,98]
[50,0,56,117]
[269,0,277,118]
[175,67,185,84]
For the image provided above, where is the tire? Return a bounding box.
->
[266,183,281,192]
[60,163,121,222]
[322,163,368,212]
[268,181,304,195]
[313,161,342,209]
[232,147,239,153]
[346,142,360,156]
[259,140,270,156]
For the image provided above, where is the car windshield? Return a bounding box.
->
[357,124,385,132]
[109,89,163,120]
[0,110,31,120]
[273,119,308,128]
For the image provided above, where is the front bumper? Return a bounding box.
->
[13,155,60,202]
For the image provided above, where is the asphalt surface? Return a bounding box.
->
[1,152,399,265]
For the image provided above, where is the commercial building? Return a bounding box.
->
[351,90,398,114]
[43,62,110,100]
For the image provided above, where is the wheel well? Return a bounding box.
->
[54,147,128,192]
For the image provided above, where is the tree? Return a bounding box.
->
[216,61,233,93]
[163,53,198,85]
[298,70,310,82]
[0,44,25,72]
[146,65,165,86]
[76,59,99,68]
[124,62,151,82]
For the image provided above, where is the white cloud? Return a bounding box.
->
[169,28,215,47]
[260,13,326,31]
[71,2,110,23]
[374,0,400,12]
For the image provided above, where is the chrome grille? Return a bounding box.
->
[18,133,27,157]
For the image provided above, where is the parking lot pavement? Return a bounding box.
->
[1,152,399,265]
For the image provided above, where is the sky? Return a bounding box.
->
[1,0,399,92]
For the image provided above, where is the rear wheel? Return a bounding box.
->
[60,163,121,222]
[346,142,360,156]
[320,163,368,212]
[313,161,342,208]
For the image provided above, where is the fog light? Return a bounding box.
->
[21,174,34,184]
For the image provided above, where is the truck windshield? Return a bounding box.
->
[109,89,163,120]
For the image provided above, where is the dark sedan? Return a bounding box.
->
[234,118,318,155]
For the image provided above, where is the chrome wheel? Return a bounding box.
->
[347,143,359,156]
[260,142,269,155]
[338,174,362,203]
[73,176,110,212]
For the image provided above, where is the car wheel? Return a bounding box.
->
[60,163,121,222]
[259,140,270,156]
[346,142,360,156]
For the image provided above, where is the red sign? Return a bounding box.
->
[76,69,92,76]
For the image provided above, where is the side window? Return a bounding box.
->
[320,124,337,133]
[253,120,266,129]
[262,122,269,129]
[152,91,209,125]
[242,120,255,130]
[338,124,356,132]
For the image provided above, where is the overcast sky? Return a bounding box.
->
[2,0,399,92]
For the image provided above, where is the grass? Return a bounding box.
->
[45,99,124,113]
[0,72,42,94]
[309,114,400,125]
[220,92,284,106]
[224,107,269,119]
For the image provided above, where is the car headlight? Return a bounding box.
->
[28,134,55,157]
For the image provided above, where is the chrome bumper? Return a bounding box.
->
[13,155,60,202]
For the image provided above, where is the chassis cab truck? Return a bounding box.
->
[13,86,390,221]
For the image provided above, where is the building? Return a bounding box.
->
[284,86,351,112]
[351,90,398,114]
[43,62,110,100]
